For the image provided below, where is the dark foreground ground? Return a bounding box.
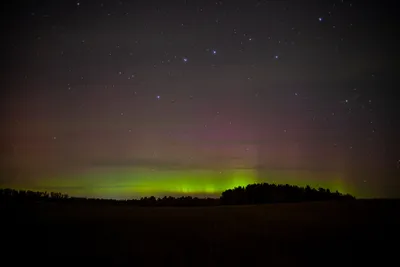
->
[2,200,399,266]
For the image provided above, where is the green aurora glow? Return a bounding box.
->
[10,168,357,199]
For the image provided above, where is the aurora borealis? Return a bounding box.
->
[8,168,353,199]
[1,1,399,199]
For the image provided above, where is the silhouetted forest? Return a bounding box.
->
[0,183,354,207]
[220,183,355,205]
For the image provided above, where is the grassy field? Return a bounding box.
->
[3,200,399,266]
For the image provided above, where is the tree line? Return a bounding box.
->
[0,183,354,207]
[220,183,354,205]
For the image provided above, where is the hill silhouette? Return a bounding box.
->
[0,182,354,207]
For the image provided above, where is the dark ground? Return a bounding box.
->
[2,200,399,266]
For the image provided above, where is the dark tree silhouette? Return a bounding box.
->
[220,183,355,205]
[0,183,354,208]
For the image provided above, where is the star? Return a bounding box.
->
[5,0,392,200]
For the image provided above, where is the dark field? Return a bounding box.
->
[3,200,399,266]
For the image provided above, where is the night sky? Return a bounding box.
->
[1,0,399,199]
